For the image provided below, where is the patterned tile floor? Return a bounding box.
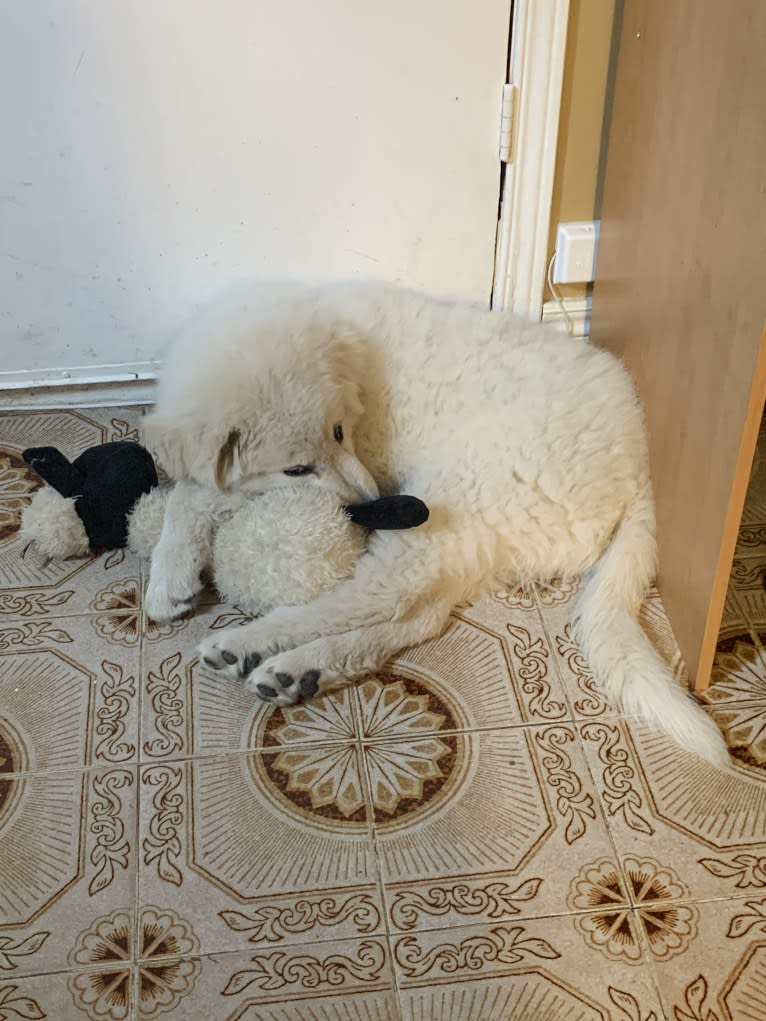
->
[0,406,765,1021]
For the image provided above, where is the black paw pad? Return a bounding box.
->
[299,670,320,697]
[256,683,277,700]
[203,656,221,670]
[240,652,262,677]
[275,672,295,689]
[220,650,237,665]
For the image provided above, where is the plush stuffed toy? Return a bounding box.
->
[19,441,429,617]
[21,442,158,556]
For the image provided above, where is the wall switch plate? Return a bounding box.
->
[553,220,600,284]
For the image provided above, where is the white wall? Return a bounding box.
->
[0,1,510,387]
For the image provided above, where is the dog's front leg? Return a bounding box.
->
[238,596,455,704]
[199,576,406,676]
[198,525,473,695]
[145,480,218,622]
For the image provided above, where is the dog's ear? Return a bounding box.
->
[141,414,189,480]
[214,428,242,489]
[326,324,367,420]
[142,414,240,488]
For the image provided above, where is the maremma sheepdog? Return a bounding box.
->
[143,280,729,767]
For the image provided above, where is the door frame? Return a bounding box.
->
[493,0,571,319]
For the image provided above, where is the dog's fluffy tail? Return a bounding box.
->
[575,485,730,768]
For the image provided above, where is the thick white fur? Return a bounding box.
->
[130,485,367,616]
[144,280,729,767]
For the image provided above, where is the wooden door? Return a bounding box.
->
[591,0,766,689]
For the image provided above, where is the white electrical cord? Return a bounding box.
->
[546,251,575,337]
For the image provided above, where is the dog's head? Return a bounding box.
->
[143,323,378,502]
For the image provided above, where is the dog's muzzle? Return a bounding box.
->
[331,451,379,501]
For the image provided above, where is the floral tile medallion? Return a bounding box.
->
[68,906,200,1020]
[567,856,698,964]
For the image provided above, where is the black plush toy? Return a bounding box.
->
[23,441,158,550]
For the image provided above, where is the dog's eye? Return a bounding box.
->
[283,465,315,477]
[333,423,344,444]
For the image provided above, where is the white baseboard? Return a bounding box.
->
[0,362,159,410]
[542,296,591,340]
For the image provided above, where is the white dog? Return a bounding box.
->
[143,281,728,767]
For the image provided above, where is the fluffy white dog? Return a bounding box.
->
[143,281,728,767]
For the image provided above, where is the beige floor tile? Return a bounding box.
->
[0,614,139,774]
[152,949,399,1020]
[3,907,201,1020]
[0,969,121,1021]
[708,701,766,766]
[140,600,264,762]
[455,587,573,724]
[1,541,144,623]
[137,753,382,960]
[538,586,696,722]
[392,914,666,1021]
[737,492,766,538]
[729,551,766,594]
[531,584,622,722]
[0,765,137,977]
[377,722,617,923]
[727,553,766,637]
[716,590,762,660]
[698,638,766,757]
[580,716,766,905]
[649,895,766,1021]
[728,544,766,651]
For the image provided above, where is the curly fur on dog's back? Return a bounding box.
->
[144,280,729,767]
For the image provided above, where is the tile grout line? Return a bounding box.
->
[133,566,146,993]
[375,866,406,1016]
[350,696,406,1021]
[630,905,673,1021]
[131,960,140,1021]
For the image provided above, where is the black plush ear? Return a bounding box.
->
[23,447,82,497]
[345,495,429,530]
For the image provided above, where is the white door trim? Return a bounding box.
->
[493,0,571,319]
[542,295,591,339]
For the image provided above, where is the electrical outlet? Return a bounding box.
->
[553,221,600,284]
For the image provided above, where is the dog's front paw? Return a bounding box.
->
[248,667,322,706]
[198,626,276,681]
[145,570,201,623]
[245,649,339,706]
